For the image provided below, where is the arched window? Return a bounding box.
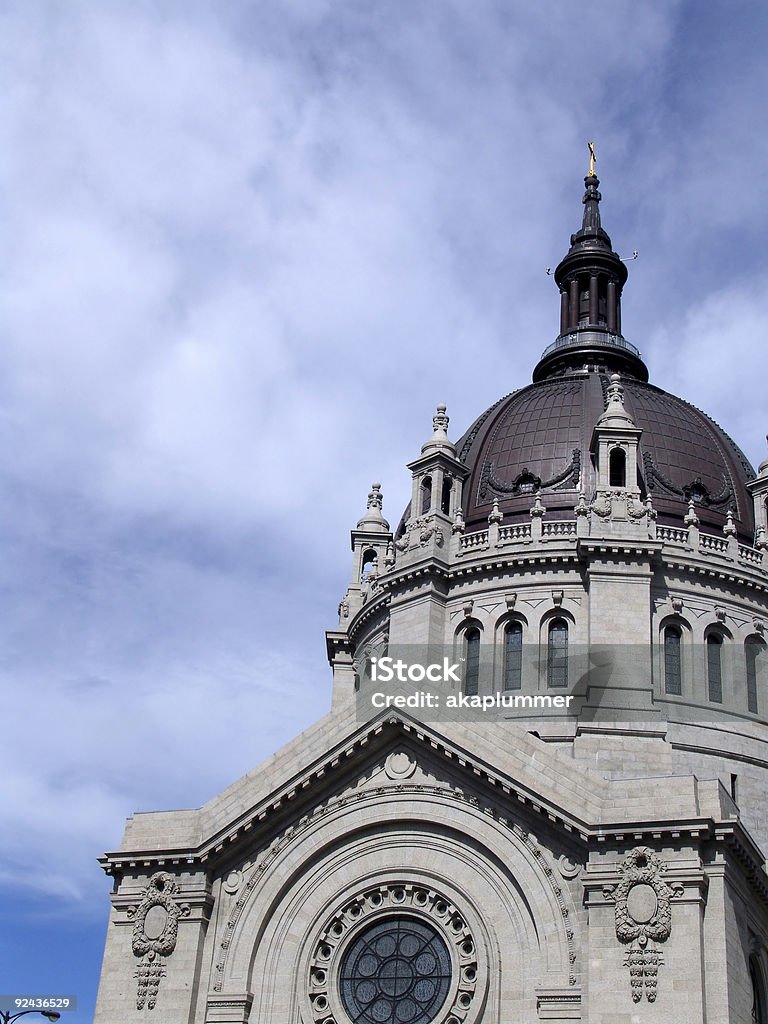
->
[420,477,432,515]
[440,477,452,515]
[547,619,568,689]
[504,622,523,691]
[609,447,626,488]
[746,637,765,715]
[360,549,378,583]
[464,628,480,696]
[664,625,682,695]
[707,633,723,703]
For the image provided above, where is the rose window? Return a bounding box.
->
[339,917,452,1024]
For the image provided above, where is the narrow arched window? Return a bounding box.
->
[746,637,765,715]
[707,633,723,703]
[609,448,626,488]
[420,476,432,515]
[464,628,480,696]
[664,625,682,695]
[504,622,523,691]
[547,619,568,689]
[360,550,377,583]
[441,477,452,515]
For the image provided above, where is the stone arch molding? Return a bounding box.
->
[308,881,480,1024]
[209,783,579,1022]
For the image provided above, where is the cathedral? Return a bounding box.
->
[94,166,768,1023]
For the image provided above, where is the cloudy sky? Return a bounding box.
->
[2,1,767,1018]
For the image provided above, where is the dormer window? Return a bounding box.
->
[684,479,708,505]
[513,469,541,495]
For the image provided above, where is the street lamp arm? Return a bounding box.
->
[0,1012,61,1023]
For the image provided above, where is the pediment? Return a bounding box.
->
[101,707,735,877]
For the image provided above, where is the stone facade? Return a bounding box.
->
[94,175,768,1022]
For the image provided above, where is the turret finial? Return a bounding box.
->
[587,141,596,178]
[421,403,456,455]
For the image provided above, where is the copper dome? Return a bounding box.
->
[452,169,756,543]
[456,371,756,543]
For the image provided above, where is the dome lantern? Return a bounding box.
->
[533,146,648,383]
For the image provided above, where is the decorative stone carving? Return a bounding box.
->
[396,518,445,551]
[383,541,396,568]
[384,751,416,780]
[131,872,189,1010]
[530,491,546,519]
[626,495,648,522]
[643,452,733,509]
[574,492,589,517]
[723,509,737,538]
[223,869,243,896]
[480,448,581,499]
[307,882,479,1024]
[419,522,444,547]
[612,847,674,1003]
[488,497,503,524]
[684,498,699,528]
[590,494,612,519]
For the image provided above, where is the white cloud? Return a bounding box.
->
[0,0,764,967]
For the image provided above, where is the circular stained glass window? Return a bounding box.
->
[339,916,452,1024]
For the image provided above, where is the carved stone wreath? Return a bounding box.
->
[307,882,479,1024]
[610,847,676,1003]
[129,871,189,1010]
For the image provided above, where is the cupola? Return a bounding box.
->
[533,145,648,383]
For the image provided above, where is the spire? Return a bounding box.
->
[532,146,649,384]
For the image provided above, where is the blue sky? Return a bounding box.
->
[2,2,767,1019]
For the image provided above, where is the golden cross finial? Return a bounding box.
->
[588,141,596,177]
